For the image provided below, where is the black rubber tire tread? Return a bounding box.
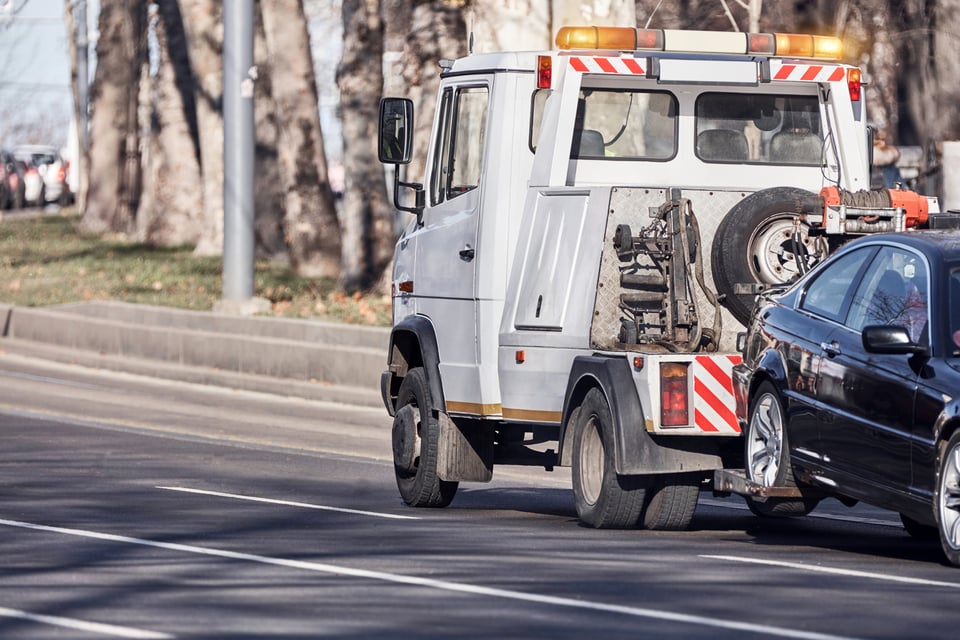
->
[711,187,819,326]
[642,473,701,531]
[571,388,649,528]
[936,431,960,566]
[393,367,458,507]
[744,382,819,518]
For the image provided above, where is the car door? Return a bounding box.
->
[789,246,876,457]
[816,244,928,493]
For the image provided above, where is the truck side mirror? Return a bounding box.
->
[379,98,413,165]
[378,97,424,220]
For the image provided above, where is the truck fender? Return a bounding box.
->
[381,314,445,417]
[559,355,724,475]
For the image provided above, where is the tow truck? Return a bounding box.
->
[377,25,945,528]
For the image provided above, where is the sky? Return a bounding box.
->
[0,0,78,147]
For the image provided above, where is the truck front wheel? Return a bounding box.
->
[393,367,458,507]
[571,388,649,528]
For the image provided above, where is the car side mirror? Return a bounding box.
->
[378,98,413,165]
[862,325,928,356]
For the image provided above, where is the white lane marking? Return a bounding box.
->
[0,605,172,639]
[0,518,861,640]
[703,555,960,589]
[157,486,419,521]
[699,498,901,528]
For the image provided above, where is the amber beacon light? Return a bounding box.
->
[555,26,843,61]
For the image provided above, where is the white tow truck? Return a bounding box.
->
[377,25,945,528]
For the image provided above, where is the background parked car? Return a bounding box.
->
[18,158,44,207]
[1,149,25,209]
[733,230,960,566]
[13,144,71,205]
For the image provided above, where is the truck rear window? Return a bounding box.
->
[571,89,677,160]
[695,93,823,165]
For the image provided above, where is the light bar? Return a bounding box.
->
[555,26,843,61]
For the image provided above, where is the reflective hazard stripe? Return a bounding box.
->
[568,56,646,75]
[693,355,742,433]
[773,64,845,83]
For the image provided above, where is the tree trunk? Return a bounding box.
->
[179,0,225,256]
[137,1,203,246]
[260,0,342,279]
[337,0,395,291]
[84,0,147,234]
[252,5,288,261]
[402,1,467,180]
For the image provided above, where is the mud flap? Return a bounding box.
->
[437,412,493,482]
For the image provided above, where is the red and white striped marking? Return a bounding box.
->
[568,56,646,75]
[772,63,845,83]
[693,355,742,433]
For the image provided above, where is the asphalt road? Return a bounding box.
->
[0,353,957,639]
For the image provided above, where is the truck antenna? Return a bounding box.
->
[644,0,664,29]
[468,10,475,54]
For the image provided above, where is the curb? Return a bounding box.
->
[0,301,389,408]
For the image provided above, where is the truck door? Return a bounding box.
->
[414,82,490,406]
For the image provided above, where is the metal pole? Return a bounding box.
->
[221,0,256,304]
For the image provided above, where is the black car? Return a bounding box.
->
[733,230,960,566]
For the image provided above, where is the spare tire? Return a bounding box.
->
[711,187,824,325]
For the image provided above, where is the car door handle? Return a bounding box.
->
[459,245,475,261]
[820,341,841,357]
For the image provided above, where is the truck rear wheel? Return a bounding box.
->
[642,473,701,531]
[571,388,649,528]
[393,367,458,507]
[712,187,824,325]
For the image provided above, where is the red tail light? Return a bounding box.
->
[847,68,861,102]
[537,55,552,89]
[660,362,690,427]
[57,165,66,182]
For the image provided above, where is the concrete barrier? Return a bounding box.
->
[0,301,390,408]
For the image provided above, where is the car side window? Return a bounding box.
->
[846,246,929,342]
[800,247,873,321]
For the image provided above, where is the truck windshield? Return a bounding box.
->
[570,89,677,160]
[695,93,823,166]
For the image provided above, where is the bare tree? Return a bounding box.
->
[260,0,342,279]
[337,0,394,291]
[136,1,203,246]
[401,0,467,180]
[179,0,224,256]
[84,0,147,234]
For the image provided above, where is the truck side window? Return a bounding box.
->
[571,89,677,161]
[430,85,489,206]
[695,93,823,165]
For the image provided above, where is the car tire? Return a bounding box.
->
[393,367,458,508]
[572,388,650,528]
[936,431,960,565]
[642,473,701,531]
[744,382,818,517]
[711,187,825,325]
